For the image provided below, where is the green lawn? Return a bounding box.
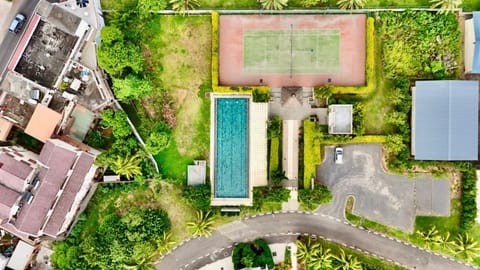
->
[243,29,340,74]
[142,15,212,180]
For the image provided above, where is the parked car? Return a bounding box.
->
[335,147,343,164]
[9,14,26,34]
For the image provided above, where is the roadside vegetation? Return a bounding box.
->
[296,236,406,270]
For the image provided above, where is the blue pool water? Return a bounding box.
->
[215,98,248,198]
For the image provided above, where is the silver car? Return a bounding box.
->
[335,147,343,164]
[9,14,26,34]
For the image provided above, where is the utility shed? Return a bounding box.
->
[464,12,480,73]
[187,160,206,186]
[5,241,34,270]
[412,80,479,160]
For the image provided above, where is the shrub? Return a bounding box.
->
[299,185,332,211]
[232,239,275,270]
[456,163,478,230]
[182,184,211,212]
[303,119,321,189]
[211,11,219,89]
[252,89,271,102]
[269,137,280,175]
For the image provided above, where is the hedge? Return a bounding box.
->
[269,137,280,176]
[455,162,478,230]
[299,185,332,211]
[303,119,321,189]
[330,17,375,95]
[210,12,271,95]
[322,135,386,145]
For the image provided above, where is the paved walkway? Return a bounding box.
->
[282,120,300,181]
[156,212,477,270]
[269,88,328,121]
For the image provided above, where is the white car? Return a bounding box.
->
[335,147,343,164]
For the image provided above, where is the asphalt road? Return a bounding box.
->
[156,212,477,270]
[0,0,39,82]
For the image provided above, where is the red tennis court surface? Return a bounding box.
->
[218,15,366,87]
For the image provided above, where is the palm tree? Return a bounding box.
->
[334,249,362,270]
[155,231,177,256]
[429,0,462,14]
[169,0,199,14]
[416,226,441,249]
[336,0,366,10]
[112,154,142,180]
[308,246,333,270]
[452,233,480,261]
[296,237,321,265]
[187,210,216,237]
[437,231,455,250]
[259,0,289,10]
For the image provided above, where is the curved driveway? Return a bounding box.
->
[156,212,477,270]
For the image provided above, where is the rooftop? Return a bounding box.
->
[412,80,479,160]
[187,160,206,186]
[24,104,62,143]
[14,20,78,89]
[328,104,353,134]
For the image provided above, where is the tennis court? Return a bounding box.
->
[219,15,366,87]
[243,29,340,74]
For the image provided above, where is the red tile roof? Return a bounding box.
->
[0,185,20,221]
[14,141,76,235]
[43,153,95,236]
[0,153,33,192]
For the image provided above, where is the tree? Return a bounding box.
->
[267,116,281,139]
[182,184,211,212]
[452,233,480,261]
[385,135,406,156]
[259,0,289,10]
[429,0,462,14]
[137,0,168,19]
[187,210,216,237]
[97,28,144,76]
[169,0,199,14]
[300,0,328,7]
[101,109,133,138]
[123,243,157,270]
[112,154,143,180]
[336,0,366,10]
[145,132,170,155]
[334,249,362,270]
[309,246,333,270]
[416,226,441,249]
[112,74,154,101]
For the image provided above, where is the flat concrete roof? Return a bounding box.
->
[24,104,62,142]
[328,104,353,134]
[6,241,34,270]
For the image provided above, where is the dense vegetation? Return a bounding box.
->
[296,236,406,270]
[52,203,171,269]
[232,239,275,270]
[377,11,460,79]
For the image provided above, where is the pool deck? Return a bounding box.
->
[210,94,268,206]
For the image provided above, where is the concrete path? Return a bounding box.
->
[282,120,300,181]
[156,212,477,270]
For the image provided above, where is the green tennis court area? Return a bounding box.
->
[243,29,340,74]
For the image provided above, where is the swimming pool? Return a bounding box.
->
[215,98,249,198]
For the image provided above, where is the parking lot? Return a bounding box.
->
[316,144,450,232]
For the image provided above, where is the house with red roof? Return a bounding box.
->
[0,139,98,243]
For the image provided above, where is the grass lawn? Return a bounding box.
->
[142,15,212,180]
[362,29,394,135]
